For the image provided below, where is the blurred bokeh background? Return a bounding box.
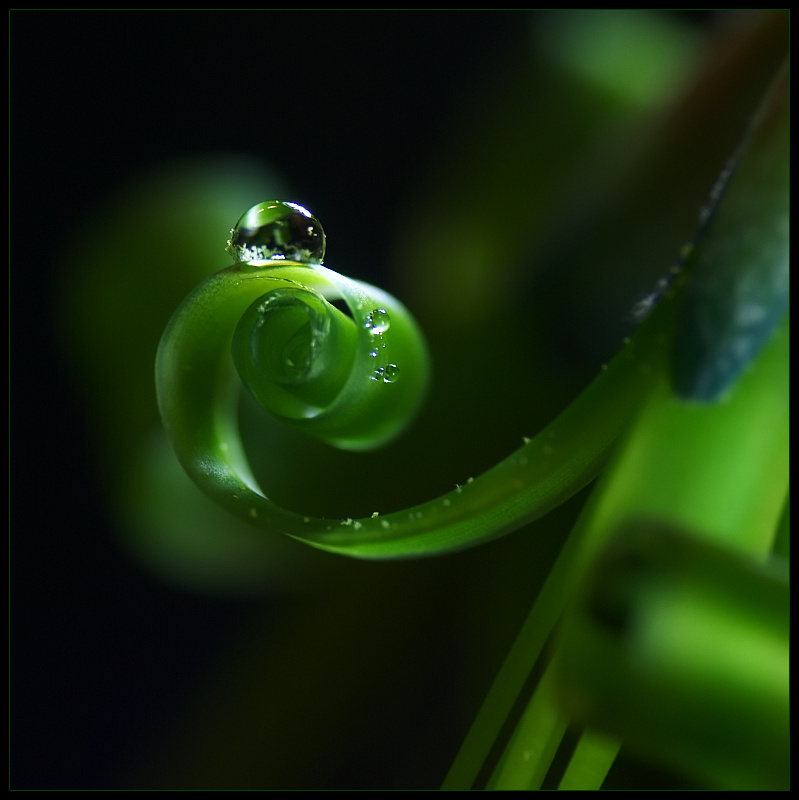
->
[11,10,785,789]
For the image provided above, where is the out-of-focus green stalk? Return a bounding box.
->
[486,660,566,790]
[557,730,620,790]
[555,527,789,789]
[550,299,788,786]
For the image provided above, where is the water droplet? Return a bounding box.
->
[364,308,391,335]
[226,200,326,265]
[371,363,400,383]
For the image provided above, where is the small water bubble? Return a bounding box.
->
[380,520,391,529]
[364,308,391,335]
[372,364,400,383]
[369,349,378,358]
[226,200,326,265]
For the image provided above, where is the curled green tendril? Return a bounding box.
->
[156,199,675,558]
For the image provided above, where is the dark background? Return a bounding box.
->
[11,11,532,789]
[12,10,717,789]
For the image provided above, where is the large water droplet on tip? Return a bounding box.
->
[226,201,326,265]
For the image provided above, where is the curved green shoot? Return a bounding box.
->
[156,205,673,559]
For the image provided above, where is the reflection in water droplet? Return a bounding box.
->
[226,200,326,265]
[371,363,400,383]
[364,308,391,335]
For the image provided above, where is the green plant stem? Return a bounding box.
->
[550,310,788,788]
[581,314,789,561]
[157,261,676,558]
[441,429,659,790]
[444,310,786,788]
[440,516,585,788]
[486,658,567,790]
[555,526,789,790]
[557,730,621,790]
[771,494,789,564]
